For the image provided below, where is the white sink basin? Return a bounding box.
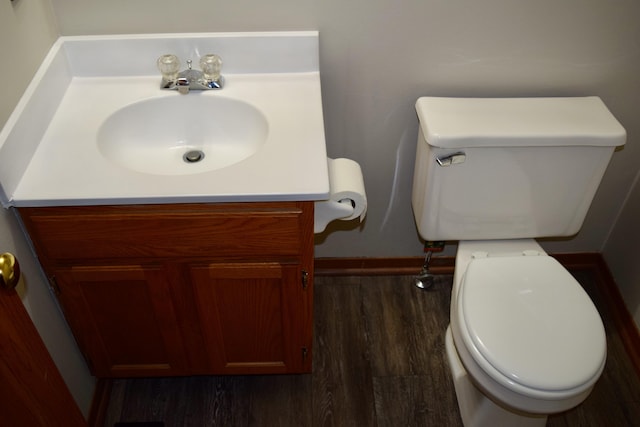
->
[97,96,268,175]
[0,32,330,206]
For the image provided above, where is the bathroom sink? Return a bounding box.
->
[0,32,329,206]
[97,96,268,175]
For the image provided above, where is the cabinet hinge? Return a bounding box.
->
[302,346,308,362]
[48,275,61,296]
[301,270,309,289]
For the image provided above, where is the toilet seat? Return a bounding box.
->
[455,255,606,400]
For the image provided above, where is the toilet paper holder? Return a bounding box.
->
[313,157,367,234]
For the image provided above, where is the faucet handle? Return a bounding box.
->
[157,54,180,82]
[199,54,223,81]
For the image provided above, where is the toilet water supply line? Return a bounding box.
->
[414,241,445,290]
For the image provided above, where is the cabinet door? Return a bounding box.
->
[54,265,188,377]
[190,262,308,374]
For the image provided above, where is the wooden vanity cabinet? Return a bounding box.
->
[18,202,314,378]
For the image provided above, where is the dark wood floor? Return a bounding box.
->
[104,271,640,426]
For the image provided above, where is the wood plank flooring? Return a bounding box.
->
[103,271,640,426]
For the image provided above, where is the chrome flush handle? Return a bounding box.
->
[436,152,466,167]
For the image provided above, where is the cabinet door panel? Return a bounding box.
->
[190,263,303,374]
[55,265,188,377]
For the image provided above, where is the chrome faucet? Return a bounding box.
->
[157,54,224,94]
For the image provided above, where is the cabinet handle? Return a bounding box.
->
[0,252,20,290]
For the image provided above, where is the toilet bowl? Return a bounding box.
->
[446,240,607,425]
[410,96,625,426]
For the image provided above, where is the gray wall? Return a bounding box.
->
[0,0,57,125]
[604,173,640,327]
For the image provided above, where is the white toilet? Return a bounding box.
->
[411,96,626,426]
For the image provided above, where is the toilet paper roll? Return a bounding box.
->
[314,157,367,233]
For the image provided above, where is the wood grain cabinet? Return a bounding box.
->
[18,202,314,378]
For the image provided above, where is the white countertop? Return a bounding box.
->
[0,32,330,207]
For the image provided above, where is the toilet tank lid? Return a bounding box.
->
[415,96,626,149]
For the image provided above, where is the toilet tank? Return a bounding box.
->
[412,97,626,241]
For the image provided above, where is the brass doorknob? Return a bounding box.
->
[0,252,20,290]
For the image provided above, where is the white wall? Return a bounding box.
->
[0,0,95,417]
[49,0,640,260]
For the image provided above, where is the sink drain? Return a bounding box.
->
[183,150,205,163]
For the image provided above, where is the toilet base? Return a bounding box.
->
[445,326,548,427]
